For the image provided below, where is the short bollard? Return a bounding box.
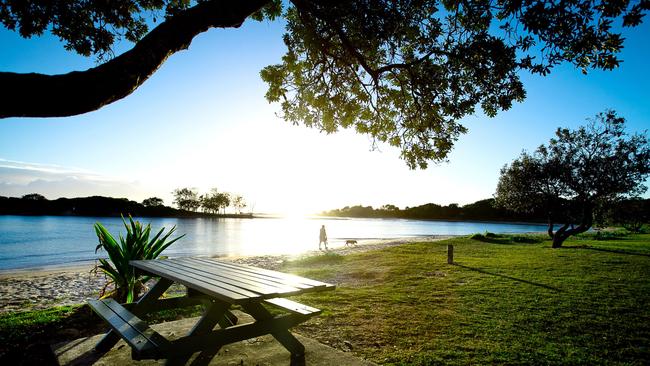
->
[447,244,454,264]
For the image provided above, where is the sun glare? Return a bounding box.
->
[280,206,318,219]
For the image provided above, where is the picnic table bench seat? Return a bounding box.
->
[88,298,170,360]
[263,297,322,316]
[89,258,335,365]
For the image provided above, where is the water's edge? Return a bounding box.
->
[0,216,548,271]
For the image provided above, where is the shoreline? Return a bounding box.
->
[0,262,98,278]
[0,236,454,313]
[2,212,547,225]
[0,236,456,276]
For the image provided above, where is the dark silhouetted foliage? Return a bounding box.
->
[0,195,252,218]
[323,198,546,223]
[0,195,176,216]
[1,1,648,168]
[20,193,46,200]
[495,111,650,248]
[200,188,231,214]
[172,187,200,212]
[602,198,650,233]
[142,197,164,207]
[469,232,544,244]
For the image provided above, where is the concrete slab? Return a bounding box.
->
[53,311,376,366]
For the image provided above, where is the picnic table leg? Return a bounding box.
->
[165,300,230,366]
[187,287,238,328]
[94,277,173,352]
[241,302,306,365]
[218,310,238,328]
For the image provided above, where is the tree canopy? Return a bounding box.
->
[200,188,231,214]
[21,193,46,201]
[142,197,164,207]
[495,110,650,247]
[1,0,648,168]
[172,187,200,211]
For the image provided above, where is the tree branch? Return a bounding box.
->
[0,0,270,118]
[291,0,382,83]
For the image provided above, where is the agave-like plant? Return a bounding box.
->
[94,216,184,303]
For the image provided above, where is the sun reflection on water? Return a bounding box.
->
[0,216,551,270]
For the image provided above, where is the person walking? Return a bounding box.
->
[319,225,328,250]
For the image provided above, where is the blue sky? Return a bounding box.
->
[1,15,649,214]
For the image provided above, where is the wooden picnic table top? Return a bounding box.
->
[130,257,335,305]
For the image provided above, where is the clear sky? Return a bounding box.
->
[1,15,649,215]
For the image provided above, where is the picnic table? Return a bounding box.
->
[88,257,335,365]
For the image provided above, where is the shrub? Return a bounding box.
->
[469,233,486,241]
[469,232,542,244]
[94,216,184,303]
[573,228,631,241]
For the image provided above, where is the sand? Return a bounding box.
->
[0,236,453,313]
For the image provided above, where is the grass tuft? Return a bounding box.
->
[293,252,345,265]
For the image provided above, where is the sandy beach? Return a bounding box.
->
[0,236,452,313]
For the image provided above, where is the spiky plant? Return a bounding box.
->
[94,216,184,303]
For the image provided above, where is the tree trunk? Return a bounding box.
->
[551,232,568,248]
[0,0,270,118]
[550,223,571,248]
[549,204,593,248]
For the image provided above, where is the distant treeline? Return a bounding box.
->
[0,195,252,218]
[322,199,546,223]
[322,198,650,226]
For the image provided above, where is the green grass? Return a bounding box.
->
[284,234,650,365]
[2,233,649,365]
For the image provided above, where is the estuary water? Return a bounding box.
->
[0,215,547,271]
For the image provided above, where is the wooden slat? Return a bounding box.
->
[138,259,259,299]
[193,258,320,287]
[88,299,170,359]
[173,257,301,294]
[151,261,298,297]
[192,257,334,289]
[263,298,321,316]
[131,257,336,303]
[177,257,305,290]
[130,260,253,304]
[212,258,335,289]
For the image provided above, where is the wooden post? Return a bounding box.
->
[447,244,454,264]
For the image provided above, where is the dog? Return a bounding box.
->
[344,239,358,247]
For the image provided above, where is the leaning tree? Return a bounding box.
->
[1,1,648,168]
[495,111,650,248]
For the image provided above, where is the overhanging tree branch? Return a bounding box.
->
[0,0,270,119]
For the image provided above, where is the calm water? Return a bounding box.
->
[0,215,547,270]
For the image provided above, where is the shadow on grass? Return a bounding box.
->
[563,245,650,258]
[53,337,104,366]
[0,305,105,365]
[453,263,562,292]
